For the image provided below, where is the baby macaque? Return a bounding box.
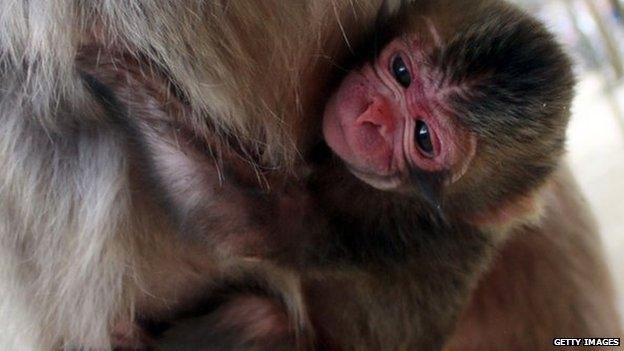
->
[302,0,575,348]
[150,0,576,350]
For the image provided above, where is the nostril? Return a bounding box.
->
[356,97,394,137]
[358,99,373,116]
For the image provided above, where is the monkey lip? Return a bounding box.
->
[346,165,403,190]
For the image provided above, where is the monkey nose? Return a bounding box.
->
[355,96,395,138]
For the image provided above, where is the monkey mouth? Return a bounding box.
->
[346,165,403,191]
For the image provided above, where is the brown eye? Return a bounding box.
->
[415,120,433,155]
[391,55,411,88]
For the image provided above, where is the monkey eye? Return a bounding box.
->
[415,120,434,156]
[390,55,411,88]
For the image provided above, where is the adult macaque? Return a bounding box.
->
[0,1,619,351]
[0,1,385,349]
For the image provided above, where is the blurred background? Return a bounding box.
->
[515,0,624,317]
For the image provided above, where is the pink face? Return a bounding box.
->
[323,38,476,191]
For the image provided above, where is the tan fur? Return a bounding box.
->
[0,1,620,350]
[0,1,388,349]
[446,164,622,350]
